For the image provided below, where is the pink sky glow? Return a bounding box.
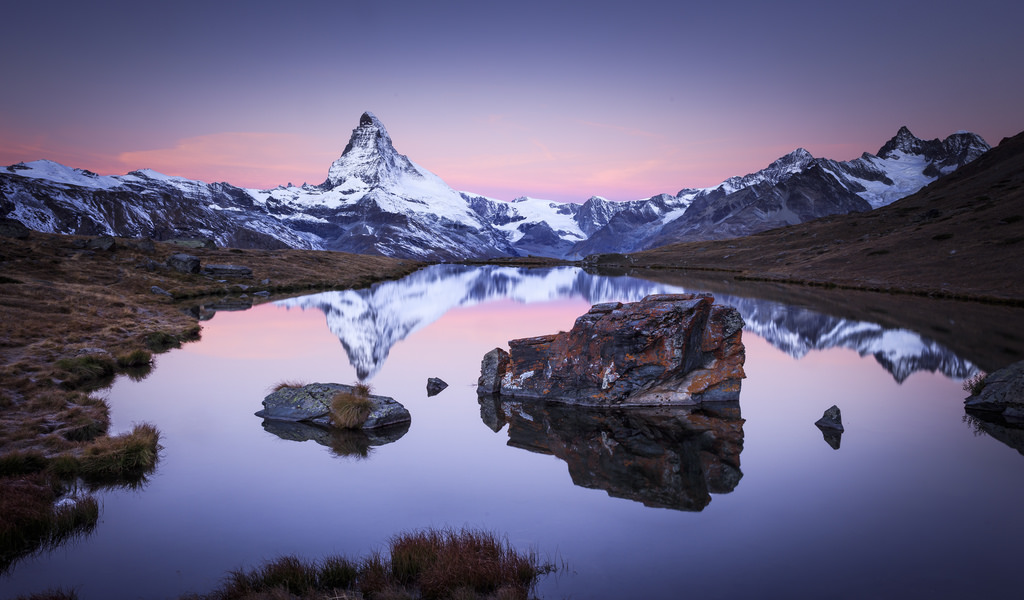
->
[1,1,1021,203]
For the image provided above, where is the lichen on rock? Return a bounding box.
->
[256,382,411,429]
[477,293,745,406]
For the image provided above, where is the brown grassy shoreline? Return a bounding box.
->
[0,231,423,571]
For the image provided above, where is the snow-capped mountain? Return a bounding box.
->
[274,264,976,383]
[0,114,989,259]
[604,127,990,251]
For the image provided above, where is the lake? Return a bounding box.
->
[4,264,1023,599]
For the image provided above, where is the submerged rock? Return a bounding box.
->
[426,377,449,397]
[256,382,411,430]
[477,294,745,406]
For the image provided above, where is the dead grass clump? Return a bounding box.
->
[391,528,551,600]
[0,474,99,574]
[77,423,161,485]
[116,349,152,368]
[180,528,553,599]
[0,450,48,476]
[330,386,373,429]
[54,355,116,388]
[269,380,307,393]
[963,371,987,395]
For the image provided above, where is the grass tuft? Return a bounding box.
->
[184,528,554,599]
[0,450,48,476]
[0,474,99,574]
[116,349,152,368]
[330,385,373,429]
[54,355,116,387]
[270,380,306,393]
[963,371,988,395]
[77,423,161,485]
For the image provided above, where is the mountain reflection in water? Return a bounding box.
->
[480,397,744,511]
[273,264,975,382]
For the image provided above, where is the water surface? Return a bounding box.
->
[4,265,1022,599]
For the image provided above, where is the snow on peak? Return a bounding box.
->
[7,160,123,189]
[715,146,816,194]
[324,111,418,190]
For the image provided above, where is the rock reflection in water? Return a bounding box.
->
[480,396,744,511]
[963,413,1024,456]
[260,419,410,459]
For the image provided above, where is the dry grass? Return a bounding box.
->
[269,380,307,393]
[330,386,374,429]
[626,130,1024,303]
[181,528,554,600]
[0,473,99,574]
[116,349,153,368]
[0,230,424,576]
[963,371,988,395]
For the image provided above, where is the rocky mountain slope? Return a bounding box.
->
[1,113,988,260]
[627,129,1024,302]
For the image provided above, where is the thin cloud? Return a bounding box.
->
[117,132,336,188]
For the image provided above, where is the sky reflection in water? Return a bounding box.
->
[3,266,1022,600]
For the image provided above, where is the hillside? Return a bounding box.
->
[625,130,1024,302]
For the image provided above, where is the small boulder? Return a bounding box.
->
[256,382,411,430]
[150,285,173,297]
[86,236,116,251]
[167,253,201,274]
[203,264,253,278]
[427,377,449,397]
[815,405,845,431]
[125,237,156,253]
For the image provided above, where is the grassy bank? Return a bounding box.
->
[185,527,555,600]
[0,231,424,573]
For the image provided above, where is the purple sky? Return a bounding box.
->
[2,1,1021,202]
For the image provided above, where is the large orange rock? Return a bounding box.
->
[477,294,745,406]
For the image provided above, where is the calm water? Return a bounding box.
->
[4,265,1023,599]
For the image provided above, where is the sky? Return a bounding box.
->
[2,0,1022,203]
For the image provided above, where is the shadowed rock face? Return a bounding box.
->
[480,397,744,511]
[477,294,745,406]
[963,360,1024,454]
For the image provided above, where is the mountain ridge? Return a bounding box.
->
[0,114,989,260]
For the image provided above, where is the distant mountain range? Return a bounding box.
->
[0,113,988,260]
[273,264,976,383]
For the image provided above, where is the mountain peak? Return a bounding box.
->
[877,126,925,158]
[324,112,417,189]
[876,126,989,164]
